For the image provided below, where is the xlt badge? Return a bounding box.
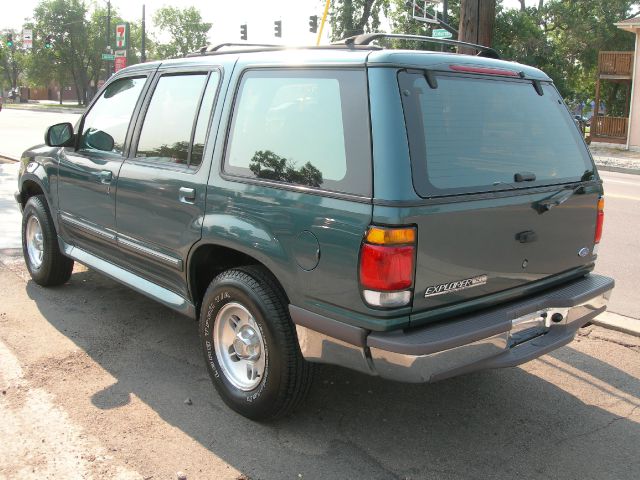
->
[424,275,488,298]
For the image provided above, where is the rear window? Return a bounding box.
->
[398,71,594,197]
[224,69,371,196]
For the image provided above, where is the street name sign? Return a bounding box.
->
[432,28,453,39]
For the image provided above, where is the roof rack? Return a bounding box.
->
[339,33,500,59]
[187,42,285,57]
[186,42,381,57]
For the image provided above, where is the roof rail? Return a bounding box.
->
[188,42,284,57]
[340,33,500,59]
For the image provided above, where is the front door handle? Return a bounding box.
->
[99,170,113,184]
[179,187,196,204]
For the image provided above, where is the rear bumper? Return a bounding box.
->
[291,274,614,383]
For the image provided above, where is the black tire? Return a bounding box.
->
[21,195,74,286]
[199,266,313,420]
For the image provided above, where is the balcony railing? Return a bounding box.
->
[598,51,634,77]
[591,116,628,140]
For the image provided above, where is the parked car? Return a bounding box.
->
[15,34,614,420]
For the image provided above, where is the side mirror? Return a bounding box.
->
[45,122,75,147]
[84,129,115,152]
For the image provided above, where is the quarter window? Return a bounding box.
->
[136,72,219,167]
[80,77,146,154]
[224,69,371,195]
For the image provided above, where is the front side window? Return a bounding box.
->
[136,73,218,167]
[80,77,146,154]
[224,69,371,195]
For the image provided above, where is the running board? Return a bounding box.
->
[60,239,196,319]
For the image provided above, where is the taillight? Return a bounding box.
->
[359,226,416,308]
[595,197,605,244]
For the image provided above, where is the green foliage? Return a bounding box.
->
[0,30,29,90]
[328,0,391,41]
[330,0,638,114]
[153,6,211,58]
[29,0,100,104]
[494,0,637,114]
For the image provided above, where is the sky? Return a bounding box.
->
[1,0,532,46]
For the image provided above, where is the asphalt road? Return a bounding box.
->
[593,170,640,319]
[0,108,639,479]
[0,108,81,160]
[0,264,639,480]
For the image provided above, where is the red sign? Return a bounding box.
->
[114,56,127,72]
[115,24,127,48]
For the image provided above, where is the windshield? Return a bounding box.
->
[398,71,594,197]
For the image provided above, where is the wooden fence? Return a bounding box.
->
[598,51,634,76]
[592,116,628,139]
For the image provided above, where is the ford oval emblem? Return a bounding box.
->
[578,247,590,257]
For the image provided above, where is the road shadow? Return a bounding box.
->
[25,269,640,480]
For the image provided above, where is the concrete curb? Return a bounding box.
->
[595,164,640,176]
[593,311,640,338]
[2,104,85,115]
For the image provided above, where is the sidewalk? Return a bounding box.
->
[590,145,640,174]
[2,102,84,115]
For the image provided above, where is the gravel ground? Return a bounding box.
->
[590,145,640,172]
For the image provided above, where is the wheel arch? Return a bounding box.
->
[187,241,291,314]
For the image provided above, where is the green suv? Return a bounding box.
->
[16,34,614,420]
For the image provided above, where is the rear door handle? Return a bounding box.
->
[99,170,113,184]
[179,187,196,204]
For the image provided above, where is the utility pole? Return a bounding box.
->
[106,0,111,78]
[141,4,146,63]
[440,0,449,51]
[458,0,495,54]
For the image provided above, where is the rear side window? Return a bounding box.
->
[135,71,219,168]
[80,77,146,155]
[224,69,371,196]
[398,71,594,197]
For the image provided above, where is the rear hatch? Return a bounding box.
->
[396,68,601,320]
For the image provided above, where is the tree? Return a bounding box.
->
[0,30,28,91]
[153,6,211,58]
[494,0,636,113]
[30,0,97,104]
[328,0,390,41]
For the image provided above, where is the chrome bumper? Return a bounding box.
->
[292,274,614,383]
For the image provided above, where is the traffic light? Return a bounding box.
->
[5,34,13,47]
[309,15,318,33]
[274,20,282,38]
[44,35,53,49]
[240,24,247,41]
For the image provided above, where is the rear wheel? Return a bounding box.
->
[199,266,313,420]
[21,195,74,286]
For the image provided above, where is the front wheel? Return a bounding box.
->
[21,195,74,286]
[199,266,313,420]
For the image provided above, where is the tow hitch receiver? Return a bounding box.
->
[509,308,569,347]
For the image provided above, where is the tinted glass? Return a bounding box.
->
[399,72,593,196]
[190,72,220,167]
[136,74,208,165]
[225,69,371,195]
[81,77,146,154]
